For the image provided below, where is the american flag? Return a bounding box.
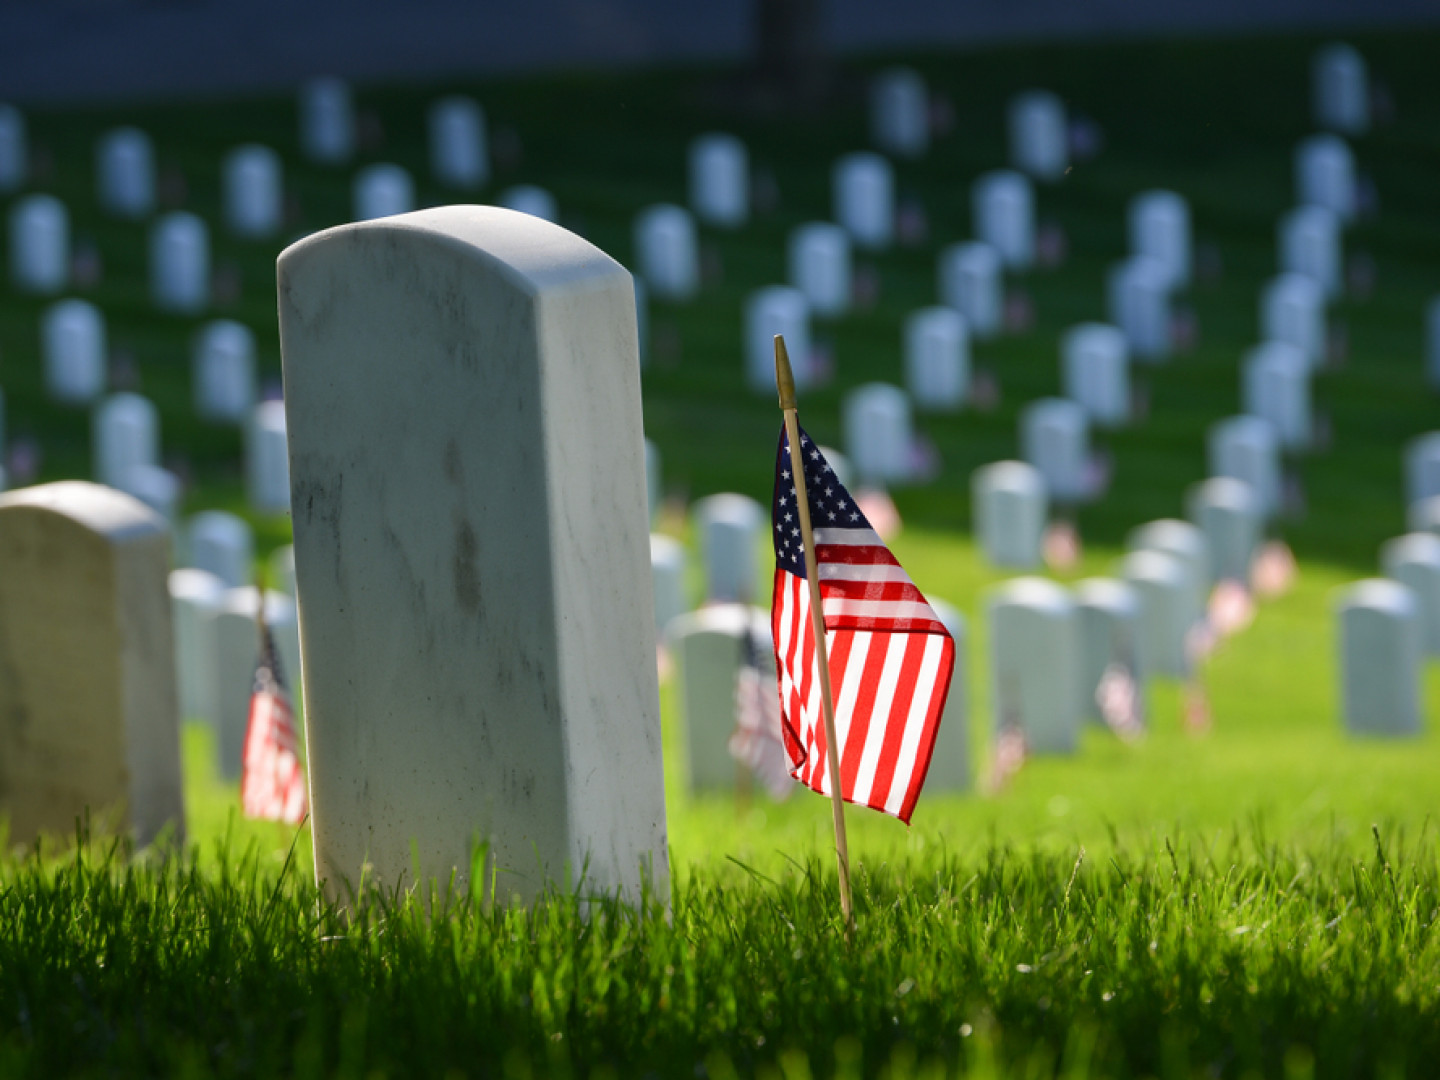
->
[729,629,794,801]
[241,621,308,825]
[770,425,955,823]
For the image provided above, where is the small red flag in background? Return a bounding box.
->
[241,622,308,825]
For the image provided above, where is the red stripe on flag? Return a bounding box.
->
[865,633,927,808]
[896,636,956,823]
[838,630,889,797]
[815,544,901,567]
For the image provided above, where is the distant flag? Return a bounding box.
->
[770,425,955,824]
[1096,662,1144,741]
[241,619,308,825]
[729,630,793,801]
[985,678,1028,793]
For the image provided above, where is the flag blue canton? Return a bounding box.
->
[773,427,872,579]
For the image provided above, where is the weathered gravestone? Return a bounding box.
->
[169,567,225,726]
[988,577,1078,753]
[1061,322,1130,427]
[870,67,929,159]
[1336,579,1422,737]
[1312,43,1369,136]
[42,298,106,405]
[693,493,764,603]
[0,481,184,845]
[788,222,851,317]
[924,598,970,790]
[186,509,253,589]
[1381,533,1440,656]
[223,145,283,238]
[1020,397,1090,505]
[1208,415,1281,520]
[1120,549,1195,678]
[246,401,290,514]
[1107,255,1170,362]
[499,185,557,222]
[844,382,914,486]
[833,152,894,250]
[650,534,687,636]
[278,205,668,902]
[666,604,772,792]
[1404,433,1440,509]
[633,204,698,301]
[10,194,69,295]
[1074,577,1144,725]
[353,164,415,222]
[745,286,811,394]
[1260,274,1325,369]
[429,96,488,190]
[1128,190,1190,292]
[938,241,1002,340]
[150,212,210,314]
[299,77,355,165]
[1243,341,1311,451]
[1295,135,1355,223]
[194,320,257,423]
[973,170,1034,270]
[97,127,155,220]
[904,306,968,411]
[1007,90,1067,182]
[0,104,26,192]
[93,392,159,493]
[972,461,1046,569]
[1279,205,1341,300]
[688,134,748,228]
[209,586,301,779]
[1187,477,1261,585]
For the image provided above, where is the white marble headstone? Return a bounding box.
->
[1260,273,1325,369]
[1242,341,1311,451]
[0,104,25,192]
[694,493,764,604]
[1312,43,1369,136]
[844,382,914,486]
[1074,577,1144,724]
[924,597,969,791]
[832,152,894,251]
[1381,533,1440,656]
[194,320,258,423]
[1279,205,1341,300]
[972,461,1046,569]
[499,185,557,222]
[1127,518,1209,619]
[688,133,748,228]
[1208,415,1281,520]
[1061,322,1129,427]
[650,534,687,636]
[972,170,1034,271]
[9,194,69,295]
[1187,477,1261,585]
[299,77,355,164]
[1336,579,1422,736]
[938,241,1002,340]
[870,67,929,159]
[1020,397,1090,505]
[277,205,667,903]
[788,222,851,317]
[904,306,968,411]
[223,144,283,238]
[633,204,699,301]
[1107,255,1170,362]
[1295,135,1356,223]
[352,164,414,222]
[96,127,155,220]
[186,509,254,589]
[745,286,811,394]
[169,567,225,726]
[150,212,210,314]
[988,577,1078,753]
[429,96,488,190]
[246,401,291,514]
[1008,90,1068,182]
[1121,549,1194,678]
[42,298,106,405]
[209,586,301,779]
[1128,190,1190,291]
[93,392,159,494]
[1404,433,1440,509]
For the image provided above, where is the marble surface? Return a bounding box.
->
[870,67,928,159]
[169,568,225,726]
[904,307,968,411]
[924,598,970,790]
[1335,579,1422,736]
[0,481,183,845]
[278,205,667,904]
[987,576,1078,753]
[688,134,747,228]
[938,241,1002,340]
[1062,323,1130,428]
[972,170,1034,270]
[1381,533,1440,656]
[1074,577,1144,723]
[973,461,1047,569]
[1008,91,1067,182]
[1128,190,1190,291]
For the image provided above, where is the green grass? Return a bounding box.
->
[2,23,1440,1079]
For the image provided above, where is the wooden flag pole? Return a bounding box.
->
[774,334,856,936]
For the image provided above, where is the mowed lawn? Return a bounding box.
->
[1,24,1440,1079]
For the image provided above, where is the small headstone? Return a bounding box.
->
[92,392,159,493]
[10,194,69,294]
[277,205,666,902]
[870,67,929,159]
[844,382,914,486]
[0,104,27,192]
[126,465,181,526]
[1208,415,1282,519]
[1407,495,1440,537]
[247,401,290,514]
[972,170,1034,270]
[688,133,748,227]
[987,577,1078,753]
[498,185,557,222]
[1074,577,1144,725]
[42,298,106,405]
[1126,518,1209,624]
[1008,90,1068,182]
[1242,341,1312,451]
[650,534,687,636]
[210,587,301,779]
[193,320,257,423]
[633,204,699,301]
[1260,273,1325,368]
[923,597,970,790]
[1312,43,1370,136]
[832,152,894,251]
[223,144,283,238]
[429,96,488,190]
[352,163,414,221]
[150,212,210,314]
[1279,205,1341,299]
[1336,579,1422,736]
[1381,533,1440,656]
[1295,135,1356,223]
[1061,322,1129,427]
[1121,549,1195,678]
[1020,397,1090,505]
[1128,190,1191,291]
[904,307,968,411]
[666,604,771,791]
[788,222,851,317]
[1404,433,1440,508]
[938,241,1003,339]
[972,461,1047,569]
[745,286,811,394]
[299,77,355,165]
[1187,477,1261,585]
[96,127,155,219]
[694,493,763,603]
[169,567,225,726]
[1107,255,1170,362]
[186,510,254,588]
[0,482,183,845]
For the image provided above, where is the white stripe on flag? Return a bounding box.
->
[813,527,885,548]
[822,597,942,623]
[818,563,913,584]
[850,630,910,807]
[827,628,872,801]
[882,633,948,816]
